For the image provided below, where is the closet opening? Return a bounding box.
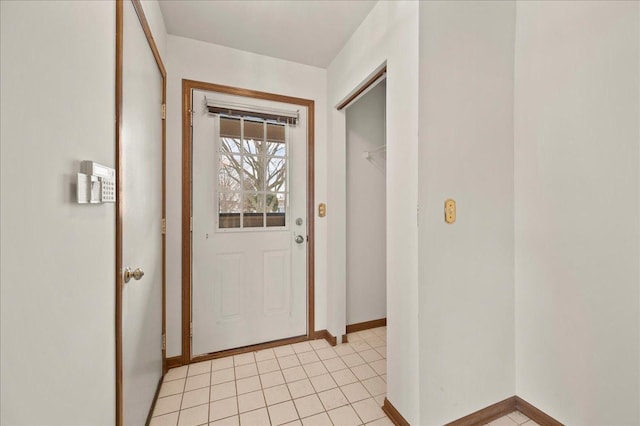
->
[344,76,387,335]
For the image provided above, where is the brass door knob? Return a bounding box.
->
[124,267,145,283]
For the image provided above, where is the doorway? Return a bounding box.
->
[181,80,316,364]
[344,79,387,333]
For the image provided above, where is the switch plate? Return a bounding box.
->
[445,199,456,224]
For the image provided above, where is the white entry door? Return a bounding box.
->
[121,1,163,424]
[191,89,307,356]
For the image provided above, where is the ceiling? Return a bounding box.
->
[158,0,378,68]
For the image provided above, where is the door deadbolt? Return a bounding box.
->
[124,267,145,283]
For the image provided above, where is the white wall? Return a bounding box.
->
[418,2,516,424]
[345,81,387,325]
[0,1,116,424]
[327,1,420,422]
[514,2,640,424]
[165,35,328,357]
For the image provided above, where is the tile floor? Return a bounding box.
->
[151,327,391,426]
[150,326,540,426]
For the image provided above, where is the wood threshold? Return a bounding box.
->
[346,318,387,334]
[383,398,410,426]
[181,79,315,365]
[191,335,308,363]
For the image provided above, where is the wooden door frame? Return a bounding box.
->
[115,1,167,425]
[181,79,316,364]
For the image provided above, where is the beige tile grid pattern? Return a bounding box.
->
[151,327,392,426]
[486,410,540,426]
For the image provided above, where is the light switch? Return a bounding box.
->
[445,199,456,224]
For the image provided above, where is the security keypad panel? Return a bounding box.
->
[77,161,116,204]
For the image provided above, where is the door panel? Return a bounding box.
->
[191,90,307,356]
[121,1,163,424]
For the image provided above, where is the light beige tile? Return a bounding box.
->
[365,337,385,348]
[350,340,373,352]
[260,370,286,388]
[165,366,189,382]
[239,407,270,426]
[236,376,261,395]
[297,351,320,365]
[155,394,183,416]
[322,357,348,373]
[150,411,179,426]
[257,358,280,375]
[268,400,299,426]
[281,421,302,426]
[373,394,385,406]
[293,394,324,418]
[238,389,266,413]
[160,379,186,397]
[361,376,386,397]
[184,373,211,392]
[371,327,386,336]
[366,415,394,426]
[278,354,301,369]
[359,349,383,363]
[264,384,291,406]
[301,412,331,426]
[188,361,212,377]
[209,415,239,426]
[210,381,236,402]
[346,333,363,342]
[489,416,518,426]
[309,339,330,350]
[330,369,358,386]
[255,348,276,362]
[212,357,234,372]
[340,382,370,403]
[282,366,307,383]
[209,396,238,422]
[522,421,540,426]
[341,353,366,368]
[233,352,255,367]
[302,361,328,377]
[211,368,235,385]
[317,387,349,411]
[309,373,337,393]
[334,344,356,357]
[315,347,338,361]
[327,404,362,426]
[235,363,258,379]
[369,360,386,376]
[380,374,387,383]
[287,378,315,399]
[274,345,295,358]
[351,363,377,381]
[352,397,385,423]
[374,346,386,359]
[358,330,376,339]
[507,411,530,425]
[178,403,209,426]
[181,387,210,410]
[291,341,314,354]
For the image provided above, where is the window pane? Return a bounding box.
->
[219,155,242,192]
[242,155,263,191]
[219,192,241,229]
[266,141,286,157]
[220,137,242,154]
[266,193,286,227]
[243,192,264,228]
[267,157,286,192]
[267,123,286,157]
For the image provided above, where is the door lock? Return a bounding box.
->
[295,235,305,244]
[124,267,145,283]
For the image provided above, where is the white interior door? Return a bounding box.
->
[121,1,163,424]
[191,89,307,356]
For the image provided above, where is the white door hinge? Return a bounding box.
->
[190,217,193,232]
[190,322,193,337]
[189,109,193,127]
[162,103,166,120]
[162,218,166,235]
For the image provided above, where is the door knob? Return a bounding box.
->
[295,235,305,244]
[124,267,145,283]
